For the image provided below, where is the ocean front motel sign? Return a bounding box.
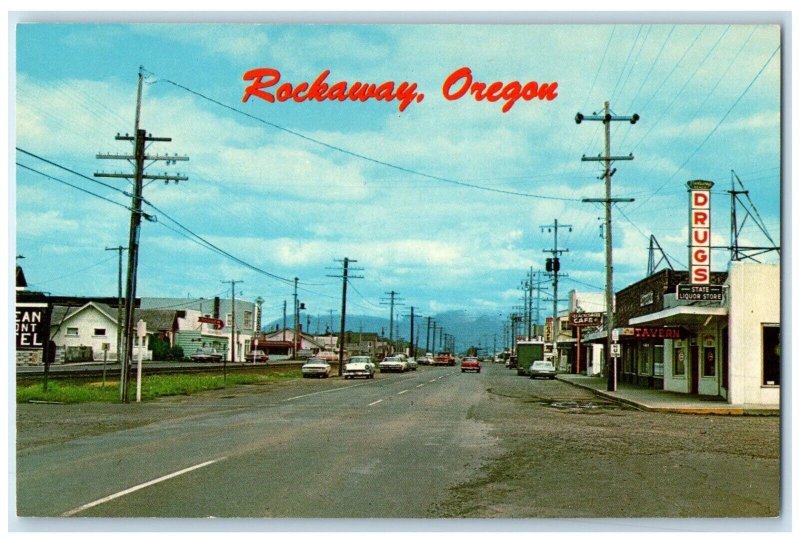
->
[678,180,723,301]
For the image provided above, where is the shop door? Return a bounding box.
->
[721,327,729,391]
[690,345,699,395]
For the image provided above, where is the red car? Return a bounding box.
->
[461,357,481,373]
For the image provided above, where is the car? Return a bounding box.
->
[529,360,557,380]
[416,355,434,365]
[343,355,375,379]
[247,350,269,363]
[461,356,481,373]
[190,348,223,362]
[507,355,518,369]
[379,356,408,373]
[405,357,418,371]
[301,357,331,378]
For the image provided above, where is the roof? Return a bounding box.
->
[135,309,182,331]
[629,306,728,327]
[50,301,117,326]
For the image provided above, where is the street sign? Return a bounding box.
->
[611,329,619,342]
[198,316,224,329]
[610,343,621,357]
[676,284,723,301]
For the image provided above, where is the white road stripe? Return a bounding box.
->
[282,382,365,402]
[368,399,384,406]
[62,457,227,517]
[397,390,409,395]
[416,384,425,388]
[429,379,437,383]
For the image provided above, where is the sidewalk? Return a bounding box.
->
[557,374,780,416]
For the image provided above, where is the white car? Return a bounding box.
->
[343,355,375,379]
[379,356,408,373]
[405,357,418,371]
[529,360,557,380]
[302,357,331,378]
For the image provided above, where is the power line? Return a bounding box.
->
[17,148,131,196]
[633,44,780,211]
[148,69,579,203]
[17,162,132,212]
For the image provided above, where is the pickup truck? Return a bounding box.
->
[433,352,456,366]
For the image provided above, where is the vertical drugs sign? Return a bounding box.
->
[687,180,714,284]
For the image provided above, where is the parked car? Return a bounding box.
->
[190,348,223,362]
[461,357,481,373]
[247,350,269,363]
[416,355,434,365]
[405,357,418,371]
[529,360,557,380]
[507,355,518,369]
[379,356,408,373]
[302,357,331,378]
[343,355,375,379]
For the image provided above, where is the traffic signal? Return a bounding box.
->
[546,258,553,272]
[553,257,560,273]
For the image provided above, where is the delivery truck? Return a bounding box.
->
[516,340,546,376]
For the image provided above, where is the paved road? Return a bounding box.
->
[15,362,780,520]
[17,365,497,518]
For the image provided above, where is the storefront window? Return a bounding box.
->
[762,324,780,386]
[674,347,686,376]
[639,345,651,375]
[654,345,664,377]
[703,347,716,377]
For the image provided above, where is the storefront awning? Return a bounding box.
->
[629,306,728,327]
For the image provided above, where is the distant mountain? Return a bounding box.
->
[264,311,509,354]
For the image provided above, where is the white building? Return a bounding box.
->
[630,261,779,407]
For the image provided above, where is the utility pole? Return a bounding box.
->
[542,218,571,367]
[96,67,188,403]
[381,291,403,353]
[105,245,127,367]
[282,300,287,341]
[328,258,363,376]
[425,316,432,354]
[431,321,437,353]
[222,280,243,382]
[577,101,638,392]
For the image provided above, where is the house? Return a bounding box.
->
[47,301,164,363]
[140,297,258,362]
[256,326,326,359]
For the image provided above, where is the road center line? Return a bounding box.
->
[368,399,383,406]
[62,457,227,517]
[282,382,365,402]
[416,384,425,388]
[397,390,409,395]
[429,379,437,383]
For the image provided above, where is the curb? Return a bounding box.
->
[556,376,779,416]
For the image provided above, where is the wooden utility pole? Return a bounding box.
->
[222,279,243,381]
[328,258,362,375]
[577,101,638,392]
[96,67,188,402]
[105,245,126,367]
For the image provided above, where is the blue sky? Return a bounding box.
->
[11,20,782,329]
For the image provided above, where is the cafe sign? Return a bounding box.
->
[569,312,603,327]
